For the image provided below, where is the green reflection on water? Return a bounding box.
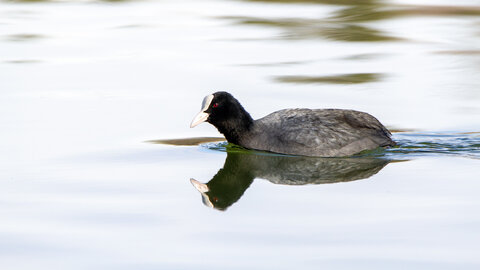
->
[245,0,378,5]
[227,2,480,42]
[321,24,397,41]
[226,16,396,42]
[275,73,383,84]
[333,5,480,23]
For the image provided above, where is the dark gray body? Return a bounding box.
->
[238,108,395,157]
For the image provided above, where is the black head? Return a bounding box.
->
[190,91,253,144]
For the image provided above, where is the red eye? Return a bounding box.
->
[213,103,218,108]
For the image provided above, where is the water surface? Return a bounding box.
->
[1,0,480,269]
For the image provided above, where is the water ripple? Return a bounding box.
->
[386,132,480,159]
[201,132,480,159]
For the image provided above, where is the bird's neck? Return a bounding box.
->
[216,112,253,145]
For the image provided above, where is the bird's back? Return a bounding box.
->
[242,108,395,157]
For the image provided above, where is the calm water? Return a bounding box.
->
[1,0,480,269]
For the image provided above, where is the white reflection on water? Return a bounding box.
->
[1,0,480,269]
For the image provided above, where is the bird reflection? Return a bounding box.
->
[190,151,391,211]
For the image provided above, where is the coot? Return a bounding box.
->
[190,91,395,157]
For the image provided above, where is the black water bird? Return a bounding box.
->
[191,91,395,157]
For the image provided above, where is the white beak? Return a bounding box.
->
[190,111,209,128]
